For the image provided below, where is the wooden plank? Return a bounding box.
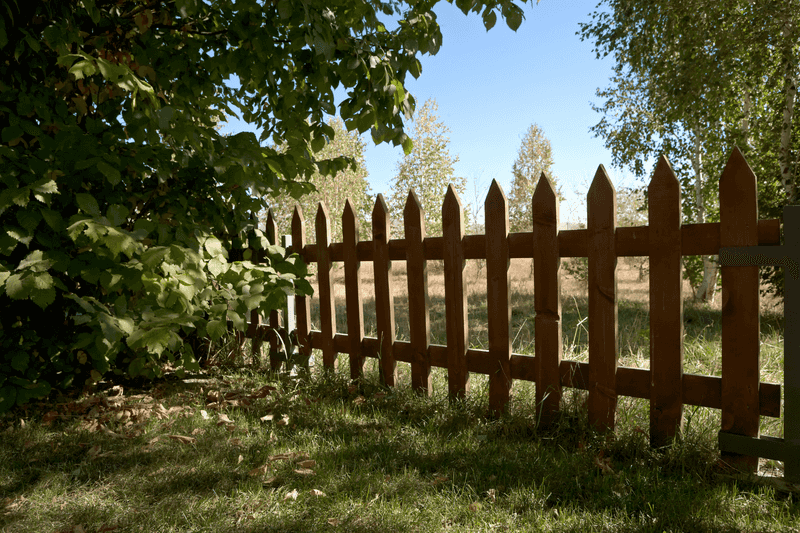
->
[292,206,312,366]
[404,191,432,394]
[343,199,365,381]
[265,209,280,370]
[443,185,469,399]
[532,173,562,427]
[303,327,782,418]
[485,180,512,415]
[784,206,800,481]
[316,203,337,370]
[587,165,619,431]
[372,195,397,387]
[719,147,760,473]
[648,156,684,447]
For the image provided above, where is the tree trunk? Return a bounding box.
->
[779,57,797,204]
[691,126,718,303]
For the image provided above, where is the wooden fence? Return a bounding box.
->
[249,148,787,472]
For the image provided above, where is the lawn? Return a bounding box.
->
[1,260,796,532]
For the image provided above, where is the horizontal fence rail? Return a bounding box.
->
[246,148,785,473]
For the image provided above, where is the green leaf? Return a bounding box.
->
[0,385,16,413]
[203,236,226,258]
[11,352,29,372]
[483,10,497,31]
[107,204,129,226]
[206,319,226,340]
[76,193,101,216]
[1,124,22,142]
[96,161,122,186]
[30,287,55,309]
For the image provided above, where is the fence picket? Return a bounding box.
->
[485,180,512,415]
[316,203,337,370]
[373,195,397,386]
[265,209,281,370]
[292,206,312,365]
[587,165,619,431]
[343,199,365,380]
[532,173,562,427]
[648,156,684,446]
[720,147,761,472]
[443,185,469,399]
[404,191,432,394]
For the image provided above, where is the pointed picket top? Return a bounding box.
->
[649,155,678,190]
[720,147,758,243]
[266,207,277,244]
[444,183,464,212]
[316,201,331,239]
[292,205,306,245]
[532,172,558,221]
[343,197,360,237]
[404,190,425,231]
[587,164,616,208]
[485,179,508,217]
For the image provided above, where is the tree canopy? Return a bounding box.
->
[580,0,800,300]
[0,0,528,410]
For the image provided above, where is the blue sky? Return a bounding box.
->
[219,0,641,225]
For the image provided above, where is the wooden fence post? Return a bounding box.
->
[720,147,760,472]
[266,209,281,371]
[485,180,512,415]
[443,184,469,399]
[373,195,397,387]
[316,202,337,370]
[405,191,432,394]
[292,206,312,367]
[343,199,365,381]
[648,156,684,447]
[532,173,562,427]
[587,165,618,431]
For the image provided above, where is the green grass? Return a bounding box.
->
[2,341,797,532]
[1,264,794,532]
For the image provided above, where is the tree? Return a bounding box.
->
[387,99,468,238]
[268,117,373,245]
[507,123,558,233]
[580,0,800,302]
[0,0,528,410]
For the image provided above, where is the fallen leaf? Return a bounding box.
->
[191,428,205,436]
[593,454,614,475]
[485,488,496,503]
[293,468,315,476]
[248,464,270,477]
[309,489,326,497]
[217,413,233,426]
[284,488,298,501]
[469,502,482,512]
[269,453,294,461]
[327,518,340,526]
[200,410,210,420]
[277,416,289,426]
[238,454,244,464]
[250,385,276,398]
[296,459,316,468]
[262,475,278,486]
[229,438,242,447]
[167,435,196,445]
[42,411,60,425]
[353,396,366,405]
[260,414,274,423]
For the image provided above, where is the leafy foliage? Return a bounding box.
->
[580,0,800,300]
[267,117,373,245]
[0,0,528,410]
[387,98,468,237]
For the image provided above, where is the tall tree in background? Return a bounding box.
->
[268,118,372,244]
[387,99,468,237]
[507,123,558,232]
[580,0,800,302]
